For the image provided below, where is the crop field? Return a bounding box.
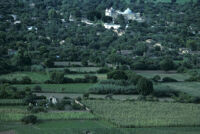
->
[157,82,200,97]
[14,83,94,93]
[0,106,96,121]
[83,100,200,127]
[136,71,190,81]
[0,72,49,83]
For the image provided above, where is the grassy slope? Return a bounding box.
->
[83,100,200,127]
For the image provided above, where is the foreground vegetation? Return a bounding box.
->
[0,106,95,122]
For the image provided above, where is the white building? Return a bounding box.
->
[81,18,94,25]
[104,23,120,30]
[105,7,144,22]
[48,96,58,104]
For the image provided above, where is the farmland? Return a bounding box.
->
[83,100,200,127]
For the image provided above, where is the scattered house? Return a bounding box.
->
[48,96,58,104]
[117,50,132,55]
[11,14,17,21]
[14,21,21,24]
[8,49,17,56]
[59,40,65,45]
[105,7,144,22]
[61,19,66,23]
[104,23,120,30]
[153,43,163,50]
[69,14,75,22]
[113,29,125,36]
[179,48,190,54]
[27,26,38,31]
[29,3,35,8]
[145,39,154,44]
[81,18,94,25]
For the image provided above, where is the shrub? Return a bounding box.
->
[84,75,97,83]
[107,70,128,80]
[71,102,84,110]
[128,74,143,85]
[162,77,178,82]
[32,85,42,92]
[152,75,161,82]
[89,84,136,94]
[31,107,47,113]
[21,115,37,124]
[21,76,32,84]
[136,77,154,96]
[83,93,90,99]
[50,72,64,84]
[97,67,110,73]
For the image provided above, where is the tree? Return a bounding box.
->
[44,58,54,68]
[50,72,64,84]
[136,77,154,96]
[160,57,174,71]
[21,115,37,124]
[186,40,198,51]
[171,0,176,3]
[107,70,128,80]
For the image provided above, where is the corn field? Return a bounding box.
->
[83,100,200,127]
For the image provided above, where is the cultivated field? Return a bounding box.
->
[65,74,107,80]
[83,100,200,127]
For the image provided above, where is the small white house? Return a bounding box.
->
[104,23,120,30]
[48,96,58,104]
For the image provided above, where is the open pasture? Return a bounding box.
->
[83,100,200,127]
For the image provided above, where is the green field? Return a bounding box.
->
[1,121,200,134]
[156,82,200,97]
[0,72,49,83]
[0,106,96,121]
[136,71,190,81]
[14,83,94,93]
[83,100,200,127]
